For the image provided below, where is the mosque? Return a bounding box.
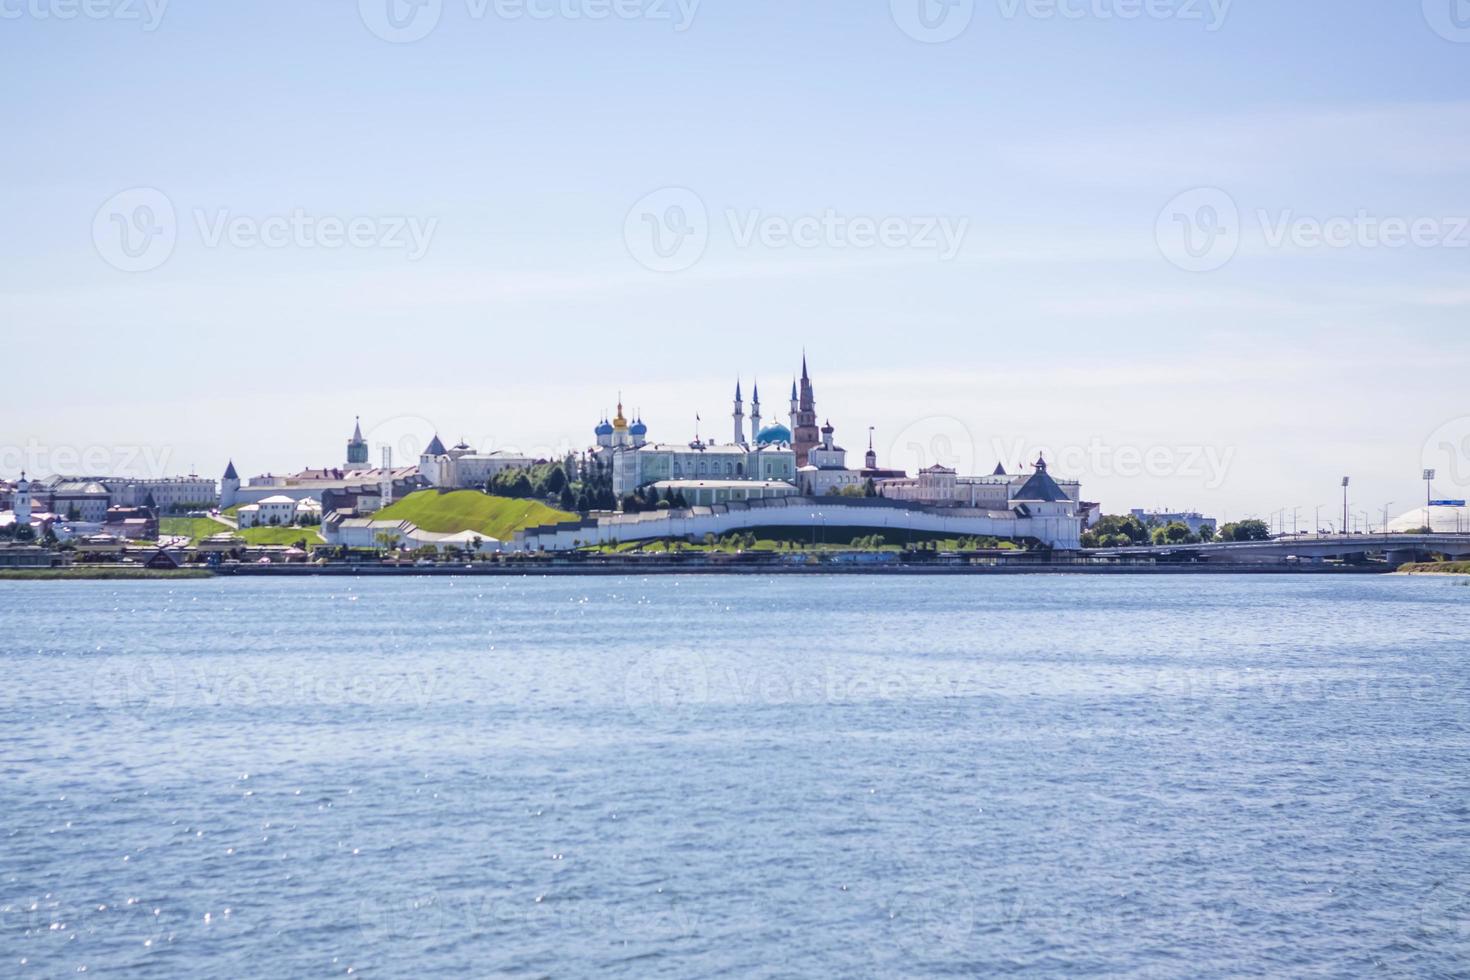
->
[591,356,900,498]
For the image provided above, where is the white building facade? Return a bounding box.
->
[418,435,540,490]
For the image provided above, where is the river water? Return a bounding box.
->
[3,574,1469,977]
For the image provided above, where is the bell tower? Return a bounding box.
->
[792,353,821,467]
[14,471,32,526]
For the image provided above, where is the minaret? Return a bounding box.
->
[733,380,746,446]
[14,471,32,527]
[789,380,799,435]
[750,383,762,446]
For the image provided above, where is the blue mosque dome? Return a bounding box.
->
[756,423,793,446]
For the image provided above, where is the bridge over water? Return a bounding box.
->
[1092,533,1470,565]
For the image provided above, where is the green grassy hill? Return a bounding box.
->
[161,516,323,547]
[237,526,324,546]
[372,491,578,541]
[160,516,236,544]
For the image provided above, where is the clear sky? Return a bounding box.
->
[3,0,1468,526]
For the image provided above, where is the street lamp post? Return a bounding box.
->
[1424,469,1436,531]
[1341,477,1350,538]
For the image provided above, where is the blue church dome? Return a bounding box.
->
[630,418,648,436]
[595,420,614,437]
[756,423,793,445]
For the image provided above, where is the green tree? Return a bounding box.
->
[1217,519,1271,542]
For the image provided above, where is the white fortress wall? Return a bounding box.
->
[511,498,1081,551]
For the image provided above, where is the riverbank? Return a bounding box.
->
[212,561,1395,577]
[0,568,214,581]
[1397,561,1470,575]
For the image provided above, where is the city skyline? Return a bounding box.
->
[4,2,1468,522]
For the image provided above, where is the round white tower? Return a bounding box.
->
[14,471,32,526]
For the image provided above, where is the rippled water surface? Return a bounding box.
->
[3,574,1470,977]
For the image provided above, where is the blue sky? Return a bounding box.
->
[3,0,1468,524]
